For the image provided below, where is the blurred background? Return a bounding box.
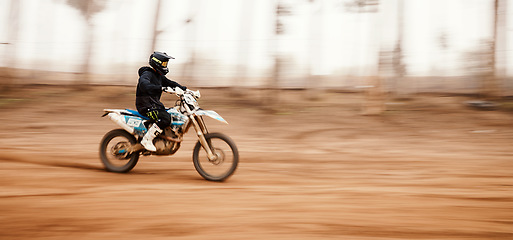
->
[1,2,513,238]
[0,0,511,97]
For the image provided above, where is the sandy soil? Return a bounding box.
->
[0,85,512,239]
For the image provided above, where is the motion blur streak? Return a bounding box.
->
[0,0,512,239]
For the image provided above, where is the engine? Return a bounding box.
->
[154,128,181,155]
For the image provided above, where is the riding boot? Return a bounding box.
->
[141,124,162,152]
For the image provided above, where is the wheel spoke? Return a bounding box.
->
[193,133,238,181]
[100,129,140,173]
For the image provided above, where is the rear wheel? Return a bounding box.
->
[193,133,239,181]
[99,129,140,173]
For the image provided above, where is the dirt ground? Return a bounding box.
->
[0,85,512,239]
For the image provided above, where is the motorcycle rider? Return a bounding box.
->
[136,51,187,152]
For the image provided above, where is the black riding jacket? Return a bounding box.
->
[136,66,186,113]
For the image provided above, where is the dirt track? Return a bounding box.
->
[0,85,512,239]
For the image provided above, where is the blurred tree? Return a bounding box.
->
[0,0,19,91]
[482,0,500,98]
[470,0,506,99]
[150,0,162,53]
[393,0,405,93]
[306,0,324,101]
[65,0,106,87]
[275,4,291,34]
[345,0,385,115]
[464,39,493,76]
[485,0,506,98]
[264,1,292,112]
[231,1,255,96]
[345,0,378,13]
[150,0,162,52]
[495,0,508,94]
[181,0,198,86]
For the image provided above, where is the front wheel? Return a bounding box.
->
[99,129,140,173]
[193,133,239,181]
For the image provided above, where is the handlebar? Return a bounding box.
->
[163,87,201,99]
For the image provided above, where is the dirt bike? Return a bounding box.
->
[99,87,238,181]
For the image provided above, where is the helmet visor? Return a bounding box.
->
[162,61,168,67]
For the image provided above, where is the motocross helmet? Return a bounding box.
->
[149,51,174,75]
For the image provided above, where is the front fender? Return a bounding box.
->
[195,109,228,124]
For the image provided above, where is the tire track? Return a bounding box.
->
[0,150,103,171]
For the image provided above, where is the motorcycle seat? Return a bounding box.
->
[125,109,150,120]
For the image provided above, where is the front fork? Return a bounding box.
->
[190,115,218,161]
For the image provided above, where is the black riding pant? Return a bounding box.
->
[144,109,171,129]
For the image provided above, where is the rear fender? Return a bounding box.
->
[103,109,147,135]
